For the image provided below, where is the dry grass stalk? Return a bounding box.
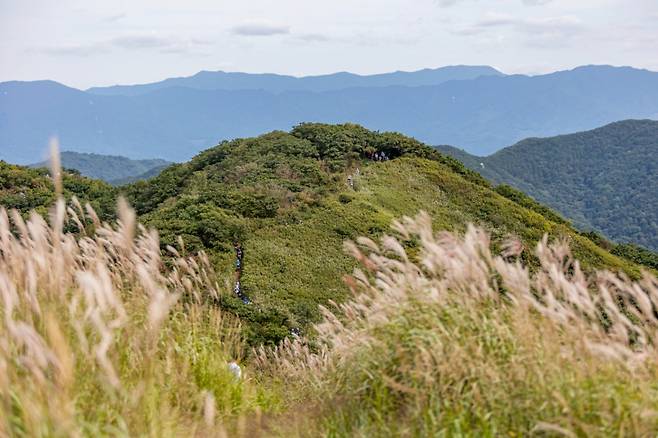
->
[0,171,239,435]
[256,211,658,435]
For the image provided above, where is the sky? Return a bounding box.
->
[1,0,657,89]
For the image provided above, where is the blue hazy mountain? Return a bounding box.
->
[2,65,658,164]
[86,65,503,95]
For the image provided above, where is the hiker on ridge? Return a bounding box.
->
[234,242,243,270]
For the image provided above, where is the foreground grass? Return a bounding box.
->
[257,213,658,436]
[0,199,280,437]
[2,197,658,436]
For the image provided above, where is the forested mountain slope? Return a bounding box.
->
[3,123,653,343]
[30,151,170,183]
[5,126,658,437]
[437,120,658,251]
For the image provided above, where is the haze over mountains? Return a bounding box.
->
[438,120,658,251]
[2,65,658,164]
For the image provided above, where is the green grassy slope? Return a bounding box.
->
[437,119,658,251]
[121,124,641,344]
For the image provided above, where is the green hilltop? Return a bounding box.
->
[116,123,647,344]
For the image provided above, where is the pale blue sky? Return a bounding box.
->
[1,0,657,89]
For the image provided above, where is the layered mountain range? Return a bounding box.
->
[2,65,657,164]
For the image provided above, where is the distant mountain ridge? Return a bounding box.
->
[30,151,170,183]
[86,65,503,95]
[437,119,658,251]
[2,65,658,164]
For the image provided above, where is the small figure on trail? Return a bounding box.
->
[232,241,251,304]
[355,167,360,176]
[347,175,354,190]
[234,242,244,270]
[228,360,242,381]
[374,152,380,161]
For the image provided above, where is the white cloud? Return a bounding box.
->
[290,31,418,47]
[231,21,290,36]
[31,44,110,56]
[294,33,332,43]
[522,0,553,5]
[437,0,554,6]
[32,34,212,57]
[435,0,462,6]
[111,35,171,49]
[453,12,584,43]
[102,13,127,23]
[476,13,516,28]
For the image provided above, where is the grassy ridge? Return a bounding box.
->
[120,124,642,344]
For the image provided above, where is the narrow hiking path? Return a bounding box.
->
[230,152,392,322]
[233,243,251,304]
